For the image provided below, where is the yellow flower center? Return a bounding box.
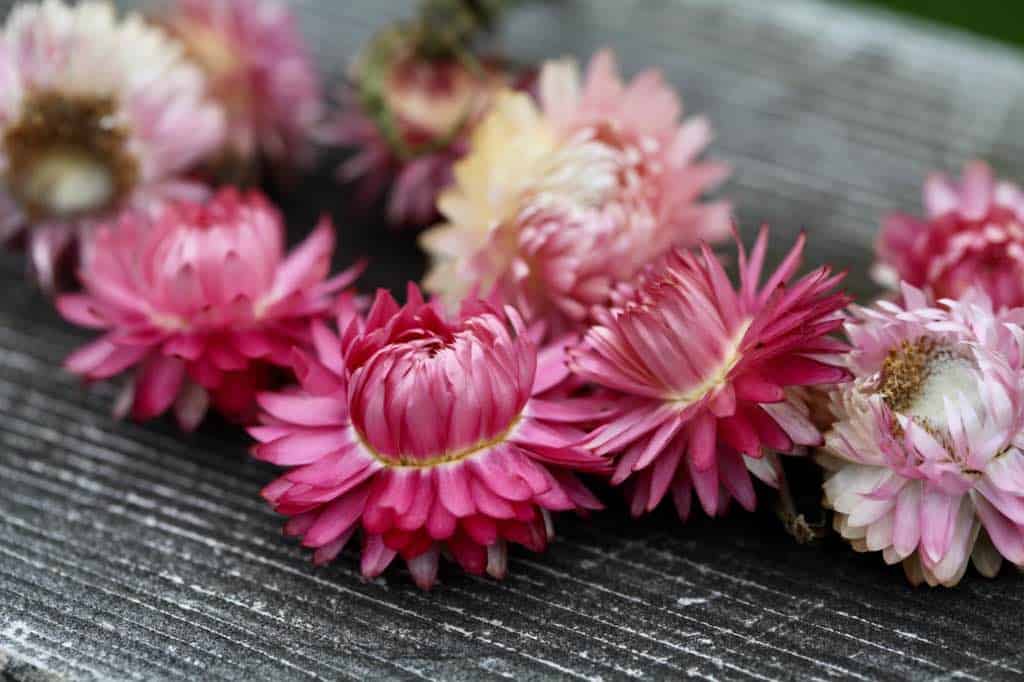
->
[669,321,750,407]
[354,418,521,469]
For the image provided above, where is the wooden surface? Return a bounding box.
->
[2,1,1024,679]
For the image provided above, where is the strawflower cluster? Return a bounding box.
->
[7,0,1024,591]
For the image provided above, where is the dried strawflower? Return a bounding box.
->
[875,161,1024,310]
[250,286,607,589]
[325,24,524,227]
[162,0,323,180]
[568,229,850,520]
[324,0,532,227]
[57,189,361,430]
[0,0,224,291]
[820,284,1024,586]
[421,50,731,332]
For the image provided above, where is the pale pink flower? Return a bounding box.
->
[821,284,1024,586]
[421,49,731,332]
[327,54,525,227]
[875,161,1024,310]
[568,229,850,519]
[163,0,323,175]
[57,189,360,430]
[249,286,607,589]
[0,0,225,291]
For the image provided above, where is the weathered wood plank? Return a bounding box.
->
[2,1,1024,679]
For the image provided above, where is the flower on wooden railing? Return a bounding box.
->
[57,189,362,430]
[249,286,608,589]
[820,284,1024,587]
[568,229,850,521]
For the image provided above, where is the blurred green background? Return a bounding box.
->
[848,0,1024,50]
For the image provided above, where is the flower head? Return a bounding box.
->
[875,161,1024,310]
[0,0,224,291]
[57,189,360,430]
[163,0,323,176]
[327,33,523,227]
[568,229,850,519]
[250,286,606,589]
[821,284,1024,586]
[421,49,731,332]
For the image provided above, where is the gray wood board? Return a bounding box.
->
[1,0,1023,679]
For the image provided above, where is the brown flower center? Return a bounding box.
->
[878,338,979,438]
[4,92,137,220]
[878,338,936,413]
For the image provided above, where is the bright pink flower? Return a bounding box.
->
[327,54,525,227]
[568,229,850,519]
[250,286,607,589]
[821,284,1024,586]
[875,161,1024,310]
[163,0,323,174]
[0,0,225,292]
[57,189,360,430]
[422,50,731,332]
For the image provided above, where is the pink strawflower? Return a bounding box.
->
[163,0,323,176]
[821,284,1024,586]
[326,53,522,227]
[875,161,1024,310]
[0,0,225,291]
[250,286,607,589]
[568,229,850,519]
[56,189,361,430]
[421,49,731,332]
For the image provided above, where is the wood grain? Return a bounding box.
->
[2,1,1024,679]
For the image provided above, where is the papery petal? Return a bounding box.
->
[132,355,186,420]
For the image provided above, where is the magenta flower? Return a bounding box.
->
[875,161,1024,310]
[422,50,731,332]
[821,284,1024,586]
[163,0,323,176]
[0,0,225,291]
[57,189,360,430]
[249,286,607,589]
[568,229,850,519]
